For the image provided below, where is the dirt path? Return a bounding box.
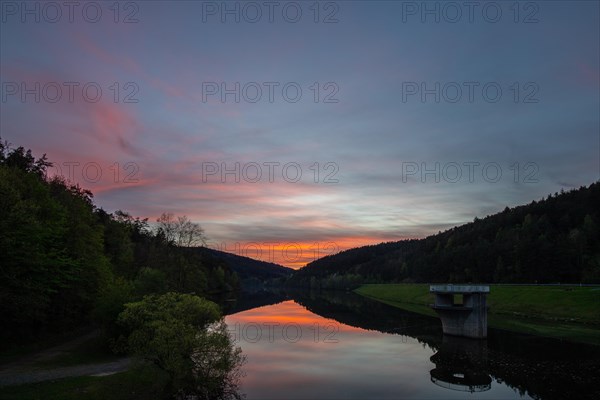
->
[0,358,132,386]
[0,332,131,386]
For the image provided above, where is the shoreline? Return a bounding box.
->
[355,283,600,346]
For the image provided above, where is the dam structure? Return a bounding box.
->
[430,285,489,339]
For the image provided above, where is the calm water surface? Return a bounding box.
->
[224,291,600,399]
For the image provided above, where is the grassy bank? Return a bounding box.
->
[355,284,600,345]
[0,365,169,400]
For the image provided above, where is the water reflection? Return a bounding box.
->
[224,290,600,400]
[429,336,491,392]
[227,300,450,399]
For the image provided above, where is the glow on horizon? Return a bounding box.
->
[206,237,396,269]
[1,1,598,270]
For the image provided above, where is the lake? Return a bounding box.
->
[224,290,600,399]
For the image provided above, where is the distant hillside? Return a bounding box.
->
[198,247,293,284]
[290,182,600,287]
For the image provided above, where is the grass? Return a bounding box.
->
[356,283,436,316]
[355,284,600,345]
[0,364,170,400]
[31,336,121,369]
[0,328,94,366]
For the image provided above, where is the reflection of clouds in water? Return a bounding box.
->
[225,300,530,399]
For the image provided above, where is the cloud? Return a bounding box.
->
[2,1,598,270]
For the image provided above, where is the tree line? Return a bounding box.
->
[0,140,244,398]
[289,182,600,288]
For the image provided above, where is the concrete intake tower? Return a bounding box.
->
[430,285,489,339]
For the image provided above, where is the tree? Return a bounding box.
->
[157,213,207,247]
[0,138,52,177]
[0,141,239,348]
[191,320,246,400]
[118,293,245,399]
[0,159,111,339]
[0,165,70,335]
[93,277,134,351]
[133,267,167,295]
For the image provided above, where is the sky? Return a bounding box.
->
[1,1,598,268]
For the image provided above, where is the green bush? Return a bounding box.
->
[118,293,245,399]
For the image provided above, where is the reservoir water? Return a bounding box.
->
[223,290,600,399]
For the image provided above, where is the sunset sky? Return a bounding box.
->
[1,1,598,268]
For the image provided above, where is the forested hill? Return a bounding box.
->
[198,247,294,282]
[289,182,600,287]
[0,141,235,345]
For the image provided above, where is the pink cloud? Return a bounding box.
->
[74,34,186,99]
